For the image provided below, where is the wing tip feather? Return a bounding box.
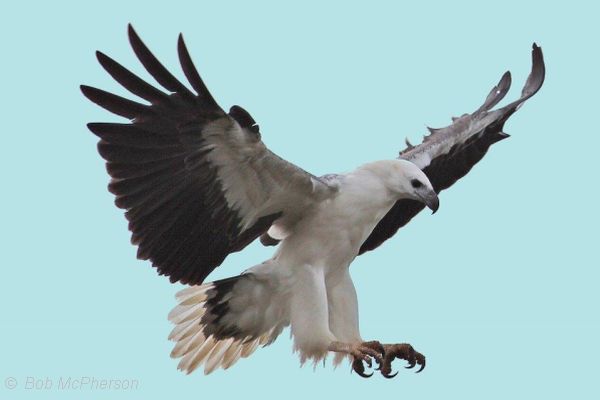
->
[86,122,101,136]
[127,23,193,96]
[176,32,219,107]
[127,23,137,41]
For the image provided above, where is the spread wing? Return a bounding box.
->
[82,25,336,284]
[360,43,545,254]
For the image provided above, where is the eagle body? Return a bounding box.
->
[171,160,435,371]
[267,161,423,354]
[82,25,544,376]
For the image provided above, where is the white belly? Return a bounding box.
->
[250,176,396,362]
[275,180,395,274]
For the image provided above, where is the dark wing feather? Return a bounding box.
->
[82,25,333,284]
[95,51,168,103]
[127,25,195,98]
[80,85,153,119]
[360,44,545,254]
[177,34,218,106]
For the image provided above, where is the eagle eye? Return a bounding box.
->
[411,179,423,188]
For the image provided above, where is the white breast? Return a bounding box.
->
[275,170,396,272]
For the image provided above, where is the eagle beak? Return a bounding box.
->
[423,191,440,214]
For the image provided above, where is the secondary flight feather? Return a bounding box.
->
[82,25,544,377]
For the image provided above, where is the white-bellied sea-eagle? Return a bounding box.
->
[81,25,545,378]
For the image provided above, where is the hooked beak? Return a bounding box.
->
[421,190,440,214]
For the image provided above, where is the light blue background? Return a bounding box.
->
[2,1,598,399]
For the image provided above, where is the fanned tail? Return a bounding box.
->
[168,272,288,374]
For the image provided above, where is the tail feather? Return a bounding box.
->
[222,341,244,369]
[204,338,235,374]
[180,336,217,373]
[170,329,204,358]
[168,272,288,374]
[168,302,206,325]
[176,284,212,304]
[168,317,200,342]
[240,338,261,358]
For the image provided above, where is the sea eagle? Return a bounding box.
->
[81,25,545,378]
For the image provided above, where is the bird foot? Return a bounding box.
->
[330,340,425,378]
[329,340,385,378]
[378,343,426,378]
[344,341,425,378]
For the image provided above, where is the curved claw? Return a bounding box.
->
[352,358,373,378]
[416,358,426,373]
[382,368,398,379]
[380,353,397,378]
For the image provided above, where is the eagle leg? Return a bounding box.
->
[378,343,426,378]
[328,340,385,378]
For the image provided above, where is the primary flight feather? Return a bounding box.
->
[81,25,545,377]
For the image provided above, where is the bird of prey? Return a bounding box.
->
[81,25,545,378]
